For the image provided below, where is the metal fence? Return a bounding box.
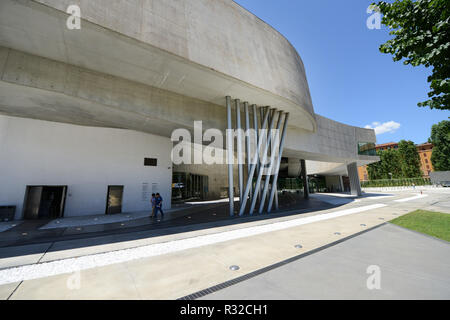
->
[361,177,431,188]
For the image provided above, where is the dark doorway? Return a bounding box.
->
[342,176,351,192]
[106,186,124,214]
[172,173,208,203]
[23,186,67,220]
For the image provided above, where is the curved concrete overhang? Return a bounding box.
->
[283,115,380,169]
[0,0,316,131]
[0,45,379,168]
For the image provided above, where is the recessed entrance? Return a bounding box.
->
[172,172,208,203]
[23,186,67,220]
[106,186,124,215]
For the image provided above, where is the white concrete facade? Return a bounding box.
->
[0,0,380,218]
[0,115,172,219]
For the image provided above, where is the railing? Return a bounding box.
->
[361,177,431,188]
[358,142,377,156]
[277,178,327,194]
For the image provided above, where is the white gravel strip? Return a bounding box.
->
[394,194,429,203]
[0,203,387,285]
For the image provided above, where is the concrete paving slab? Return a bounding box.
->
[200,224,450,300]
[9,263,142,300]
[1,190,449,299]
[2,204,400,299]
[0,242,51,269]
[0,282,18,300]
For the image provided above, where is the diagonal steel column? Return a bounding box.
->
[226,96,234,216]
[257,107,268,202]
[267,112,289,213]
[238,107,270,216]
[252,104,259,204]
[235,99,244,204]
[249,108,277,215]
[244,102,252,203]
[258,111,283,214]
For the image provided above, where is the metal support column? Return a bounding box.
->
[267,112,289,213]
[249,108,277,215]
[238,108,270,216]
[235,99,244,204]
[244,102,252,203]
[259,111,283,214]
[252,104,259,204]
[226,96,234,216]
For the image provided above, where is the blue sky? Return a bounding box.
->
[234,0,448,144]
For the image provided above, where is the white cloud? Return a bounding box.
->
[365,121,401,135]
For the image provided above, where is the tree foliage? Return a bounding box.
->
[367,149,402,179]
[429,120,450,170]
[375,0,450,110]
[367,150,384,180]
[367,140,422,179]
[398,140,423,177]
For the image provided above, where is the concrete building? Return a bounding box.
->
[0,0,378,220]
[417,143,434,178]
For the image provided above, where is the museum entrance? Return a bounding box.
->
[106,185,124,215]
[172,172,209,203]
[23,186,67,220]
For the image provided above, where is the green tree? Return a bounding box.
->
[398,140,423,177]
[381,148,403,178]
[367,150,384,180]
[367,149,402,179]
[429,120,450,170]
[375,0,450,110]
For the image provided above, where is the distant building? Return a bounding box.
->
[416,143,434,178]
[358,142,434,181]
[375,142,399,151]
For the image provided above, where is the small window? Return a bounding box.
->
[144,158,157,166]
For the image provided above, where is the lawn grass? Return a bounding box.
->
[391,210,450,242]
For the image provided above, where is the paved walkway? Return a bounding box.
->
[0,189,448,299]
[200,223,450,300]
[0,194,330,248]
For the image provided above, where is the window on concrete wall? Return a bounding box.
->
[358,142,376,156]
[144,158,158,166]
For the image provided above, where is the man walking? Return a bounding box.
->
[154,193,164,218]
[150,193,156,218]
